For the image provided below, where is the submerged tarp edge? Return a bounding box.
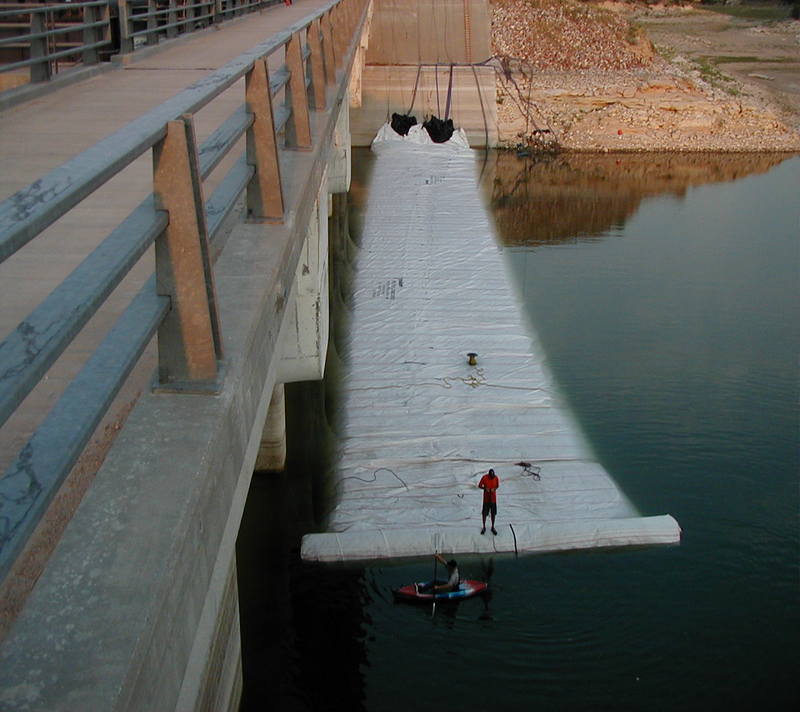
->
[300,514,682,562]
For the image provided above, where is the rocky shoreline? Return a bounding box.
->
[491,0,800,152]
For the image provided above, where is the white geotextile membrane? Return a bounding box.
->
[301,125,680,562]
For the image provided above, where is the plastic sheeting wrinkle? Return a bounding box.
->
[305,125,680,560]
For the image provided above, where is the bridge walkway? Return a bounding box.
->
[0,0,337,636]
[0,0,369,706]
[0,0,330,473]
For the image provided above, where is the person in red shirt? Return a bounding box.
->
[478,468,499,535]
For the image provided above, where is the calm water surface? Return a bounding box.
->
[238,151,799,711]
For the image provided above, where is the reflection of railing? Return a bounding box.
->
[0,0,368,582]
[0,1,112,84]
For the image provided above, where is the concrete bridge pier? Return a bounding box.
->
[177,94,354,712]
[254,384,287,473]
[256,102,351,474]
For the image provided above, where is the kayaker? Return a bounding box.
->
[417,554,460,593]
[479,468,500,535]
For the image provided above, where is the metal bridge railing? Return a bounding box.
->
[117,0,285,55]
[0,1,286,86]
[0,0,369,582]
[0,1,113,83]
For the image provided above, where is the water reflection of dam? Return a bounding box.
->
[482,152,792,246]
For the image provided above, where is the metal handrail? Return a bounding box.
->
[0,2,287,82]
[0,2,110,19]
[0,0,369,581]
[0,39,109,71]
[126,13,215,41]
[217,0,266,16]
[0,1,113,81]
[116,0,281,55]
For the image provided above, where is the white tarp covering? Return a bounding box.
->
[300,124,680,562]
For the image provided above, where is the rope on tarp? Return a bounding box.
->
[444,63,454,120]
[408,63,422,115]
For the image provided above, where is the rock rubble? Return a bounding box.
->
[490,0,800,152]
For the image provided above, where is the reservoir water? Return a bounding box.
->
[237,151,799,711]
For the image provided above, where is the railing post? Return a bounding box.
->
[189,0,196,33]
[308,19,326,111]
[328,3,340,63]
[246,58,284,222]
[322,12,336,84]
[146,0,158,47]
[82,4,99,66]
[343,0,355,43]
[284,32,312,149]
[29,12,51,82]
[100,0,111,54]
[333,2,348,63]
[118,0,133,54]
[153,116,223,389]
[167,0,178,39]
[349,0,371,108]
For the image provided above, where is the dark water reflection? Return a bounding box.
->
[482,151,791,245]
[238,150,800,711]
[237,381,370,711]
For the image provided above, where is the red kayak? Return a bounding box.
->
[393,579,489,602]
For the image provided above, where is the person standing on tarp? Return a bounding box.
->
[479,468,500,535]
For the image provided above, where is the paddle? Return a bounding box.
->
[431,551,437,618]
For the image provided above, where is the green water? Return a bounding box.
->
[238,151,799,711]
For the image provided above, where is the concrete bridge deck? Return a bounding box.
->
[0,1,369,708]
[0,0,338,650]
[0,0,343,613]
[0,0,334,474]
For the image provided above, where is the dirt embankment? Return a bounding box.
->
[491,0,800,152]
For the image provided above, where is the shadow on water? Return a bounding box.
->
[236,379,371,712]
[237,170,378,710]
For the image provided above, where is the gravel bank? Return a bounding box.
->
[491,0,800,152]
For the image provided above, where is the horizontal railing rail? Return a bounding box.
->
[0,0,369,582]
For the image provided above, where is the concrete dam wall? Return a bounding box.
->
[350,0,498,147]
